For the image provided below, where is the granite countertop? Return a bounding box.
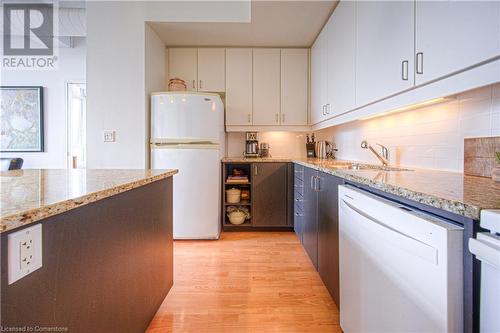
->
[0,169,178,233]
[222,157,296,163]
[223,156,500,220]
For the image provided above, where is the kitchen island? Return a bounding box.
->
[0,169,177,333]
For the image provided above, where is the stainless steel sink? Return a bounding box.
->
[348,163,413,171]
[323,161,413,171]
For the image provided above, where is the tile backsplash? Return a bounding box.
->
[316,83,500,172]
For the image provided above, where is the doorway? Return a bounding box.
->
[66,82,87,169]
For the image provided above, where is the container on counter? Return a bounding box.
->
[226,188,241,203]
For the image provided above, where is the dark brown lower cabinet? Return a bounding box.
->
[293,164,343,308]
[317,171,343,308]
[252,162,289,226]
[302,166,318,268]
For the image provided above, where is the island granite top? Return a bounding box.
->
[0,169,178,233]
[222,156,500,220]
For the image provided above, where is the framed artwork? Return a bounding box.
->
[0,86,44,152]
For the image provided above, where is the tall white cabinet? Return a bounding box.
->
[226,48,308,129]
[310,28,328,125]
[197,48,225,92]
[355,1,415,107]
[326,1,356,118]
[281,49,308,126]
[252,49,281,126]
[225,48,253,126]
[168,48,198,91]
[311,1,356,124]
[415,0,500,85]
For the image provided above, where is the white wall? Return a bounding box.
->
[86,1,250,169]
[0,38,86,169]
[316,83,500,172]
[145,24,166,168]
[226,131,307,158]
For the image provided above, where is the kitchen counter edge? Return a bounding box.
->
[293,160,487,220]
[0,169,178,233]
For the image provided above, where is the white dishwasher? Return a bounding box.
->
[338,185,464,333]
[468,210,500,332]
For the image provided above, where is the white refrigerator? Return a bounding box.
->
[151,92,224,239]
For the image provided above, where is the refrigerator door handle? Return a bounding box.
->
[152,143,220,150]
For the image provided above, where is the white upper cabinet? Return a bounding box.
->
[355,1,415,107]
[326,1,356,117]
[198,48,226,92]
[309,0,500,129]
[415,0,500,85]
[168,48,198,91]
[252,48,281,126]
[281,49,308,126]
[225,48,253,126]
[310,27,329,125]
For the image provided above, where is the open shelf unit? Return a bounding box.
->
[222,163,253,229]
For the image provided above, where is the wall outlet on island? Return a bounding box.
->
[8,224,43,285]
[103,130,116,142]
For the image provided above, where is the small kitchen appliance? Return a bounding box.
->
[306,133,316,157]
[244,132,259,158]
[315,140,334,159]
[259,142,270,157]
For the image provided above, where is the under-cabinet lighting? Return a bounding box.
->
[359,97,455,121]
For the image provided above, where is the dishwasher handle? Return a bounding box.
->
[469,236,500,270]
[341,198,438,264]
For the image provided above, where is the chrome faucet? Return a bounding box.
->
[361,140,389,166]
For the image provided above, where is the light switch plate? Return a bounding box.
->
[8,224,43,284]
[103,130,116,142]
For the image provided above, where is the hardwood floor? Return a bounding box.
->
[146,232,341,333]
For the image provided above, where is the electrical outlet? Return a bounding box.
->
[20,238,34,270]
[103,130,115,142]
[8,224,42,284]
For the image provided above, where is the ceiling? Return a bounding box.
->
[149,1,338,48]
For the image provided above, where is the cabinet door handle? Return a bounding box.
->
[401,60,409,81]
[310,175,315,189]
[322,105,325,116]
[192,80,196,89]
[416,52,424,74]
[326,104,330,115]
[315,176,321,191]
[199,80,202,89]
[275,113,279,123]
[282,113,285,123]
[247,114,251,123]
[254,165,258,176]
